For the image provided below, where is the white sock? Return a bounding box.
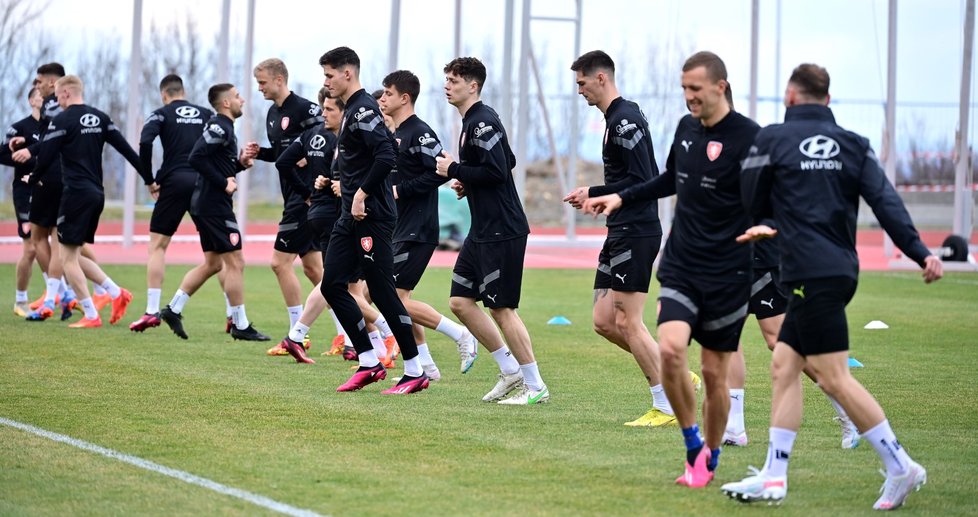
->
[45,278,60,303]
[404,356,422,377]
[492,347,521,375]
[727,388,745,433]
[146,288,161,314]
[101,277,122,299]
[435,316,465,341]
[651,384,673,414]
[93,283,107,296]
[287,305,303,329]
[373,315,393,339]
[329,308,345,336]
[16,290,28,303]
[232,304,250,330]
[864,420,912,476]
[762,427,797,478]
[221,293,231,317]
[416,343,434,365]
[358,349,380,368]
[169,289,190,314]
[80,297,98,319]
[520,362,544,391]
[42,272,49,284]
[368,330,386,357]
[289,322,310,343]
[57,277,67,297]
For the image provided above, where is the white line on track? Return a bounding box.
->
[0,417,326,517]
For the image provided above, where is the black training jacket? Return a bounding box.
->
[188,113,246,216]
[741,104,930,282]
[256,92,324,214]
[276,123,339,222]
[335,89,397,222]
[140,99,213,184]
[447,101,529,243]
[392,114,447,244]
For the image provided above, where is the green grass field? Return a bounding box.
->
[1,264,977,516]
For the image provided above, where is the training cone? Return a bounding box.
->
[864,320,889,329]
[848,357,864,368]
[547,316,572,325]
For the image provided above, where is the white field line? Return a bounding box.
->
[0,417,326,517]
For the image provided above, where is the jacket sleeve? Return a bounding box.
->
[618,143,676,202]
[30,119,65,185]
[740,132,775,224]
[446,124,511,186]
[356,111,397,195]
[139,110,163,183]
[275,135,312,200]
[859,145,931,266]
[105,118,150,184]
[189,122,232,189]
[0,125,19,167]
[395,136,447,198]
[589,122,656,197]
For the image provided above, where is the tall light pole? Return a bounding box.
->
[123,0,143,248]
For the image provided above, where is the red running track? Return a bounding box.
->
[0,220,974,272]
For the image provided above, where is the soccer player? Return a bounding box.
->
[317,46,428,394]
[564,50,697,426]
[434,57,549,405]
[252,58,325,350]
[585,52,756,485]
[377,69,479,380]
[159,83,268,342]
[30,75,145,328]
[721,63,942,510]
[0,85,42,316]
[274,89,343,363]
[129,74,214,332]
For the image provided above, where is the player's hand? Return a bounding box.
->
[296,158,308,168]
[562,186,589,209]
[314,175,329,190]
[8,136,25,152]
[20,174,30,184]
[435,151,455,177]
[242,141,259,159]
[11,148,31,163]
[922,255,943,284]
[331,179,341,197]
[352,188,368,221]
[735,224,778,243]
[450,180,465,199]
[583,193,622,217]
[147,182,161,201]
[225,177,238,195]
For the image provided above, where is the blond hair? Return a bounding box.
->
[55,75,84,95]
[253,58,288,82]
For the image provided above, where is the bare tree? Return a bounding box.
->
[0,0,56,200]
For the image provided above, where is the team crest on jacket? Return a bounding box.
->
[360,237,373,252]
[281,117,290,130]
[229,232,240,246]
[706,141,723,161]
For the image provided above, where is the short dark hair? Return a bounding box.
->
[319,47,360,71]
[27,86,38,100]
[36,62,65,77]
[371,88,384,100]
[382,70,421,104]
[682,51,728,83]
[443,57,486,93]
[159,74,184,96]
[207,83,235,109]
[319,88,345,111]
[570,50,615,78]
[788,63,830,100]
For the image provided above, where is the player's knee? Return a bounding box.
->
[448,296,471,316]
[700,361,726,389]
[659,341,684,367]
